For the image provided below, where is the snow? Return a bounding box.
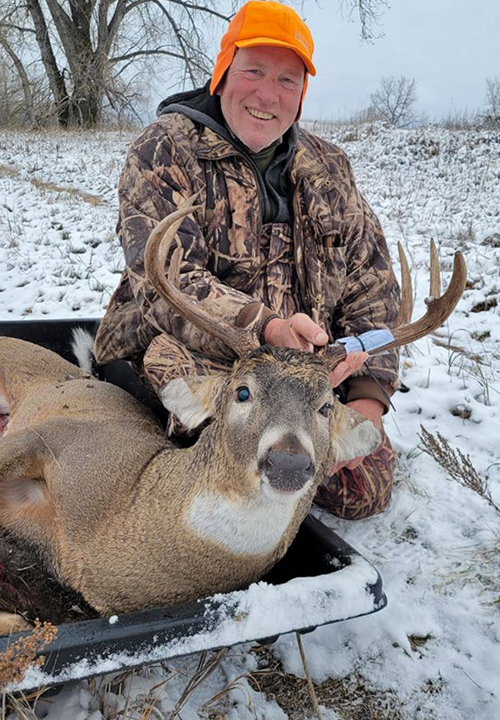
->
[1,123,500,719]
[11,555,381,694]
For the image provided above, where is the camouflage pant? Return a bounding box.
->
[314,429,394,520]
[141,333,394,520]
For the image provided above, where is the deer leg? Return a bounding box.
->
[0,430,49,530]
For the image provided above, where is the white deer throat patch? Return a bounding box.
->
[186,490,301,557]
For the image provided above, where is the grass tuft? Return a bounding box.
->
[0,163,103,205]
[0,620,57,691]
[249,645,405,720]
[419,425,500,514]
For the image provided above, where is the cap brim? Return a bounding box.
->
[235,37,316,76]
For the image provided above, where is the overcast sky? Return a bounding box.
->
[300,0,500,122]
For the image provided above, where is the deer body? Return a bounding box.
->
[0,336,380,626]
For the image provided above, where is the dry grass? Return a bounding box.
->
[419,425,500,515]
[0,166,18,180]
[29,178,103,205]
[431,338,483,365]
[86,651,230,720]
[0,164,103,205]
[0,642,408,719]
[0,620,57,691]
[1,687,54,720]
[168,648,229,719]
[248,646,405,720]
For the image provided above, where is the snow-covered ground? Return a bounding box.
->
[1,123,499,719]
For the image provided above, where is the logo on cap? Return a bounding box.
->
[294,30,311,53]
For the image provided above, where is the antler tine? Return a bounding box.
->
[167,245,183,285]
[323,244,467,370]
[429,238,441,299]
[395,242,413,328]
[368,248,467,355]
[144,195,261,358]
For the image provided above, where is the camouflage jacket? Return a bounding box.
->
[94,112,400,407]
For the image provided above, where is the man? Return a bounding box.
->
[94,0,400,520]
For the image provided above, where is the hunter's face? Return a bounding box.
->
[217,46,305,153]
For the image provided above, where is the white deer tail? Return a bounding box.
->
[71,327,95,373]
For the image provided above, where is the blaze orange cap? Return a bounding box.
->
[210,1,316,96]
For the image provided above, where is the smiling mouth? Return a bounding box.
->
[246,107,275,121]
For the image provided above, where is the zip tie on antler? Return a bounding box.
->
[334,330,397,412]
[336,328,395,354]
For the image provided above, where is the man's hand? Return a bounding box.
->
[264,313,328,351]
[264,314,368,387]
[329,398,384,475]
[328,352,368,388]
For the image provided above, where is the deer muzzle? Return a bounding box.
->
[258,434,315,493]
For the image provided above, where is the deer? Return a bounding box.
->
[0,199,466,635]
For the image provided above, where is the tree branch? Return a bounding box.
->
[339,0,389,42]
[0,22,36,35]
[0,32,37,124]
[111,48,194,63]
[156,0,231,22]
[25,0,70,117]
[149,0,198,85]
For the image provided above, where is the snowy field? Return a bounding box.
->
[1,123,499,719]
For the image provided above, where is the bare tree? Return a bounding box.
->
[370,75,417,127]
[0,0,236,128]
[484,75,500,124]
[0,0,391,129]
[339,0,389,41]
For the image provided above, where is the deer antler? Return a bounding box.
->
[144,195,262,357]
[145,201,466,368]
[323,242,467,369]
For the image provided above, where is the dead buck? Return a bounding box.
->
[0,201,466,634]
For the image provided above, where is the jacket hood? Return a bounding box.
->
[157,82,229,138]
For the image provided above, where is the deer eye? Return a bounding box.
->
[318,402,332,416]
[235,386,252,403]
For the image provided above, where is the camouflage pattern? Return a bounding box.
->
[140,223,299,396]
[94,112,400,405]
[314,430,395,519]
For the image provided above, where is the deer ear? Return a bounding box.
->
[330,404,381,464]
[160,376,226,429]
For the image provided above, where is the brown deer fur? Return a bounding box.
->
[0,338,380,632]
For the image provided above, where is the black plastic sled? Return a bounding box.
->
[0,319,387,692]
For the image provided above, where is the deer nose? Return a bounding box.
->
[260,449,315,493]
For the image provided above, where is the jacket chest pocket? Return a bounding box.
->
[305,209,347,312]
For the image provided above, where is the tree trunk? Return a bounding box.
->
[25,0,72,126]
[69,51,105,127]
[0,35,37,126]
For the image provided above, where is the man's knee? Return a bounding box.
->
[314,431,395,520]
